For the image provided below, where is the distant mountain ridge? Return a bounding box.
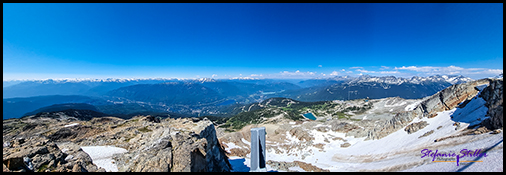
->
[3,74,472,86]
[325,74,473,85]
[344,75,473,85]
[3,77,299,98]
[106,82,226,106]
[3,75,474,119]
[3,95,103,120]
[3,78,182,98]
[273,75,473,101]
[22,103,99,117]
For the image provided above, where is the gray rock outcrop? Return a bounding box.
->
[4,114,231,172]
[480,79,503,130]
[113,118,231,172]
[419,78,490,118]
[347,78,493,140]
[2,136,105,172]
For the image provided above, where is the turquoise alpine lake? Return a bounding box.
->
[302,113,317,120]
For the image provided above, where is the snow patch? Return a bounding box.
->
[223,142,246,153]
[241,138,251,146]
[80,146,128,172]
[64,123,79,127]
[405,99,423,111]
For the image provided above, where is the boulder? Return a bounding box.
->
[2,136,102,172]
[340,143,351,148]
[289,127,314,142]
[48,128,75,141]
[140,115,160,123]
[114,118,231,172]
[3,157,25,171]
[404,121,429,134]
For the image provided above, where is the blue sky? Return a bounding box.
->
[3,3,503,80]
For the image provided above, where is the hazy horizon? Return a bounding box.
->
[2,73,495,83]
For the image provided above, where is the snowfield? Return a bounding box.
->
[80,146,128,172]
[225,85,503,172]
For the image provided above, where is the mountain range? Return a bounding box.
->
[3,75,473,119]
[269,75,472,101]
[3,77,502,172]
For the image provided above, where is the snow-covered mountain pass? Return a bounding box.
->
[218,78,503,172]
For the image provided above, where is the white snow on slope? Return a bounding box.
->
[241,138,251,145]
[450,96,489,126]
[64,123,79,127]
[224,142,246,153]
[227,84,502,172]
[80,146,128,172]
[405,99,424,111]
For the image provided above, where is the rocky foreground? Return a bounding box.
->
[3,114,231,172]
[3,78,502,172]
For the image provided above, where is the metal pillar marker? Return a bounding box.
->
[250,127,266,172]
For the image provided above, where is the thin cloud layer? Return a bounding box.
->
[237,66,503,80]
[39,66,499,80]
[394,65,503,79]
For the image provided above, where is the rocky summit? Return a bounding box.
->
[3,78,503,172]
[3,114,231,172]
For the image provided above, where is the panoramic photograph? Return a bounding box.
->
[3,3,503,172]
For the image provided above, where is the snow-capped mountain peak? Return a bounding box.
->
[194,78,218,83]
[229,77,259,80]
[343,75,473,85]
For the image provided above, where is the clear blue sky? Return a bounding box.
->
[3,3,503,80]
